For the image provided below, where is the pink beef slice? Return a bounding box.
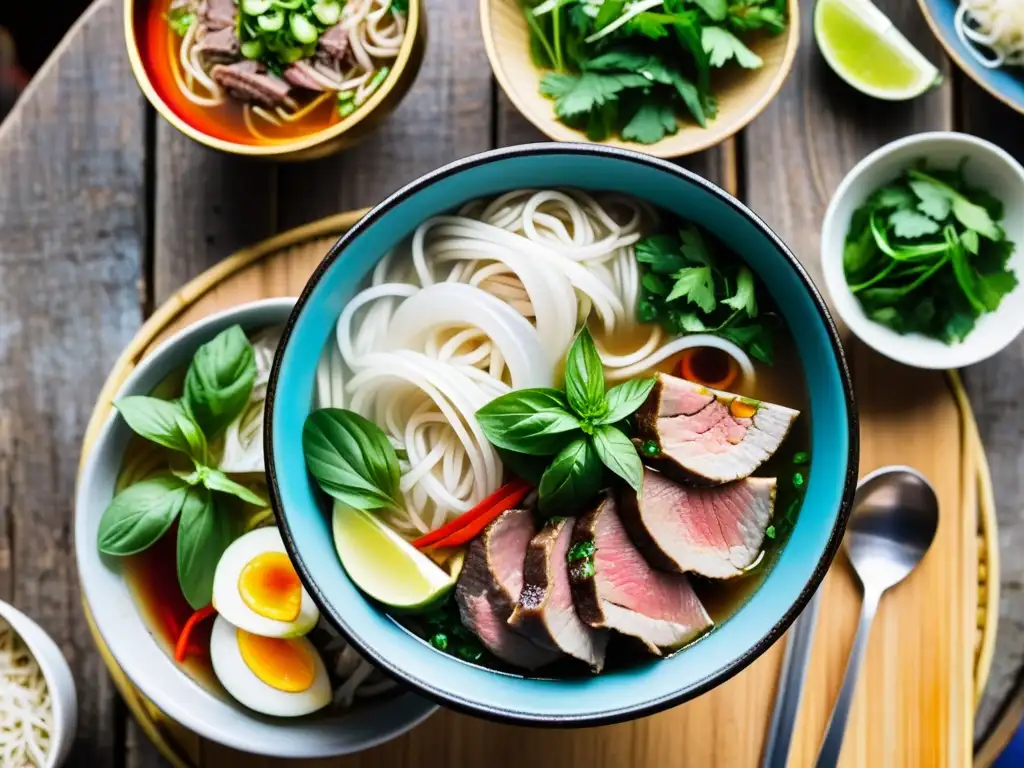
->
[569,494,712,655]
[636,373,799,485]
[455,509,562,670]
[508,518,608,671]
[619,468,776,578]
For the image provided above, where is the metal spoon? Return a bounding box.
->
[814,466,939,768]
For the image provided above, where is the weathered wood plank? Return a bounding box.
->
[956,75,1024,742]
[276,0,494,226]
[0,0,146,763]
[742,2,973,766]
[152,126,279,305]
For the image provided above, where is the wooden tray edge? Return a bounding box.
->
[76,212,1000,768]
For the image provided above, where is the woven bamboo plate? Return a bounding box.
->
[78,211,998,767]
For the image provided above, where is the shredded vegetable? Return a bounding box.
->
[0,621,51,767]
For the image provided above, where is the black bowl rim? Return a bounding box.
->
[264,142,860,727]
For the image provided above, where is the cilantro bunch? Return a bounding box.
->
[635,224,775,363]
[843,160,1017,344]
[525,0,787,144]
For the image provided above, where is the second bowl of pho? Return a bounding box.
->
[268,144,858,725]
[125,0,425,160]
[75,298,436,758]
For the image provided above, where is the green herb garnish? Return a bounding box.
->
[476,329,654,516]
[97,326,266,609]
[236,0,345,72]
[843,160,1017,344]
[567,539,596,562]
[524,0,787,144]
[166,7,196,36]
[634,224,774,363]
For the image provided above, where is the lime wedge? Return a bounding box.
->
[331,503,456,612]
[814,0,941,100]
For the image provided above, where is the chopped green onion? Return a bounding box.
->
[338,101,357,117]
[642,439,659,457]
[281,45,305,63]
[793,451,810,465]
[337,89,355,102]
[257,10,285,31]
[272,0,304,8]
[241,0,272,14]
[357,66,390,104]
[429,633,448,651]
[312,1,342,25]
[240,40,264,59]
[765,525,776,540]
[290,13,319,44]
[792,472,805,489]
[165,9,195,37]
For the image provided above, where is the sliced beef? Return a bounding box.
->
[284,62,326,92]
[456,509,561,670]
[211,61,292,108]
[620,468,776,578]
[508,518,608,671]
[195,25,240,61]
[199,0,237,29]
[637,373,799,485]
[318,23,350,63]
[569,494,712,655]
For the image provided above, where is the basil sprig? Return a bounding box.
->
[97,325,268,609]
[477,328,655,516]
[303,408,403,511]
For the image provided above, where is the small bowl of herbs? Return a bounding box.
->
[821,131,1024,369]
[481,0,799,158]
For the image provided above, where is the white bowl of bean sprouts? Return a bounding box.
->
[0,601,77,768]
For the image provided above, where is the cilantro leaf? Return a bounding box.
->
[667,266,716,312]
[728,2,786,34]
[626,12,672,38]
[636,235,687,274]
[539,71,649,119]
[720,323,774,364]
[642,272,671,296]
[622,102,679,144]
[908,179,952,221]
[723,266,757,316]
[672,73,706,126]
[690,0,727,21]
[889,209,941,239]
[870,185,915,210]
[675,312,708,332]
[679,225,715,266]
[702,26,763,68]
[595,0,626,29]
[961,229,980,255]
[976,269,1018,312]
[953,195,1003,241]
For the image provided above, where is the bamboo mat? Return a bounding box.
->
[78,211,996,767]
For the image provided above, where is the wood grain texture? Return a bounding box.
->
[276,0,494,227]
[956,74,1024,742]
[0,0,146,763]
[742,1,974,766]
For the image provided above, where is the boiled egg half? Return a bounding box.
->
[211,527,319,638]
[210,616,331,717]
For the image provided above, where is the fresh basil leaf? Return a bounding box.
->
[177,487,234,610]
[496,448,548,487]
[564,328,607,419]
[476,389,582,455]
[184,325,257,439]
[202,468,267,507]
[303,408,402,511]
[597,378,656,425]
[592,425,643,491]
[538,437,603,516]
[115,397,208,461]
[97,476,189,555]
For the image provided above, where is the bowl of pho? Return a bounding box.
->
[125,0,424,160]
[75,298,436,758]
[267,144,858,725]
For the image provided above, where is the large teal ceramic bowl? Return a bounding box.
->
[266,144,858,726]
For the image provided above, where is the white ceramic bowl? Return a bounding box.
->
[821,131,1024,369]
[74,298,436,758]
[0,601,77,767]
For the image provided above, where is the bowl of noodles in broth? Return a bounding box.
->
[266,144,859,725]
[918,0,1024,114]
[75,298,437,758]
[125,0,425,159]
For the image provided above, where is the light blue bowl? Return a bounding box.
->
[919,0,1024,115]
[266,144,859,725]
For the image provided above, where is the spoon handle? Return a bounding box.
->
[814,588,881,768]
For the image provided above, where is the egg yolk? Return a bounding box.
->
[237,629,316,693]
[238,552,302,622]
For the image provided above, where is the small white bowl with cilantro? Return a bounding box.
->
[821,131,1024,369]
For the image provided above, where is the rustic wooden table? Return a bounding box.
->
[1,0,1023,764]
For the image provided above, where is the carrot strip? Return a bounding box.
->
[429,485,533,549]
[174,605,217,663]
[411,479,528,549]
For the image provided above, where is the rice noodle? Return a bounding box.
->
[0,621,51,767]
[956,0,1024,68]
[329,190,754,540]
